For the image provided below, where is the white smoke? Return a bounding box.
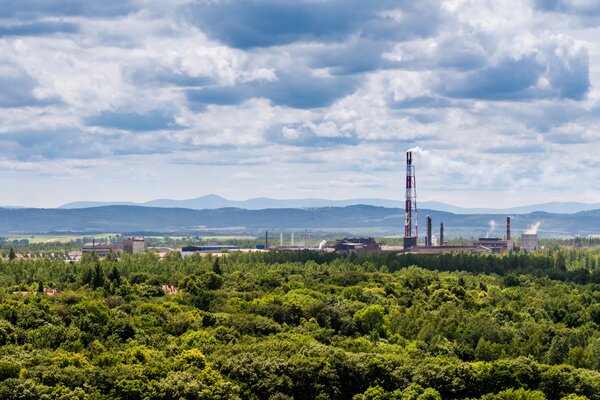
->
[318,240,327,250]
[487,219,497,238]
[525,222,541,234]
[407,146,428,158]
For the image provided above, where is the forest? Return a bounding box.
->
[1,248,600,399]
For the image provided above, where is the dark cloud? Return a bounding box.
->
[185,0,444,49]
[187,72,359,109]
[533,0,600,27]
[534,0,600,15]
[0,128,105,160]
[307,39,394,75]
[0,67,57,108]
[126,67,215,88]
[544,131,595,144]
[440,56,544,100]
[545,45,590,100]
[0,21,78,37]
[0,126,202,161]
[0,0,136,19]
[389,96,455,109]
[439,46,590,101]
[85,110,183,131]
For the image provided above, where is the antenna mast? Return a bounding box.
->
[404,151,418,248]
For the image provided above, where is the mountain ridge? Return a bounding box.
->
[57,195,600,215]
[1,204,599,236]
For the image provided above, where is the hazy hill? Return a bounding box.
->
[1,205,600,236]
[59,194,401,210]
[58,195,600,215]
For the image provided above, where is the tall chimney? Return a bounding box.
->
[506,217,511,241]
[291,232,294,246]
[426,215,432,247]
[265,230,269,249]
[440,223,444,246]
[404,151,418,248]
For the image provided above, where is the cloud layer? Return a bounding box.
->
[0,0,599,207]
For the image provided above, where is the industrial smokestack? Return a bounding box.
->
[506,217,511,241]
[265,230,269,249]
[404,151,418,249]
[291,232,294,246]
[440,223,444,246]
[426,215,432,247]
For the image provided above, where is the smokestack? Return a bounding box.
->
[426,215,432,247]
[265,230,269,249]
[291,232,294,246]
[506,217,511,241]
[440,223,444,246]
[404,151,418,249]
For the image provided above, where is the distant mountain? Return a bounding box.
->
[59,195,600,214]
[420,201,600,215]
[2,205,600,236]
[58,201,138,208]
[60,194,402,210]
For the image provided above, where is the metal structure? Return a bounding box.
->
[426,215,432,247]
[521,233,538,252]
[404,151,418,248]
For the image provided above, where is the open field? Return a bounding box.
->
[144,235,257,241]
[2,234,259,244]
[3,233,118,243]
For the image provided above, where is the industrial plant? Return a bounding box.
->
[398,150,533,255]
[77,150,540,259]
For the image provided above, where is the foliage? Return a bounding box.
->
[0,249,599,398]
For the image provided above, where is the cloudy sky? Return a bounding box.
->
[1,0,599,208]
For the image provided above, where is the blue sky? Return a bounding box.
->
[0,0,599,208]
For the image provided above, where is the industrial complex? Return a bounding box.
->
[77,151,539,259]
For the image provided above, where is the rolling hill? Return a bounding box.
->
[58,194,600,215]
[1,205,600,237]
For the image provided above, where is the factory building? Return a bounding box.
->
[472,237,512,254]
[400,245,490,255]
[123,237,145,254]
[181,245,239,256]
[82,242,117,257]
[521,233,539,252]
[333,238,381,255]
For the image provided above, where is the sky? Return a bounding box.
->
[1,0,600,208]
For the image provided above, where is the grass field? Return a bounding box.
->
[4,234,258,243]
[4,233,118,244]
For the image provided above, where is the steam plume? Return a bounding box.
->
[525,222,541,234]
[487,219,497,238]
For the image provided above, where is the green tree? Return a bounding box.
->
[213,257,223,275]
[91,263,105,289]
[354,304,386,336]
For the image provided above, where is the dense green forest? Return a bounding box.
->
[1,249,600,399]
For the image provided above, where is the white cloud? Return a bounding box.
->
[0,0,598,207]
